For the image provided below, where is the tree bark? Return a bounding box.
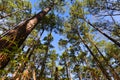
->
[0,6,52,69]
[12,29,44,79]
[84,19,120,47]
[33,69,36,80]
[39,31,52,79]
[87,37,120,80]
[39,45,49,79]
[76,31,112,80]
[54,67,59,80]
[78,72,82,80]
[64,58,69,80]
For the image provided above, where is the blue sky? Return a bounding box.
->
[29,0,119,55]
[30,0,66,55]
[30,0,38,13]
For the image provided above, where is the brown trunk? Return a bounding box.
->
[78,72,82,80]
[38,46,49,79]
[33,69,36,80]
[12,30,44,79]
[87,37,120,80]
[84,19,120,47]
[39,31,52,79]
[0,53,10,69]
[69,72,72,80]
[78,75,82,80]
[0,6,52,69]
[39,45,48,79]
[65,58,69,80]
[12,46,34,79]
[76,31,112,80]
[54,67,59,80]
[91,71,99,80]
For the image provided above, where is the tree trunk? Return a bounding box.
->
[39,31,52,79]
[33,69,36,80]
[87,37,120,80]
[0,6,52,69]
[91,71,99,80]
[69,71,72,80]
[12,45,35,79]
[54,67,59,80]
[51,60,55,79]
[78,72,82,80]
[0,53,10,69]
[76,31,112,80]
[65,58,69,80]
[84,19,120,47]
[12,30,44,79]
[39,46,49,79]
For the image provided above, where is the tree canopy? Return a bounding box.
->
[0,0,120,80]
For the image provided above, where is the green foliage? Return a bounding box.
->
[0,0,120,80]
[105,43,120,60]
[58,39,68,46]
[38,0,66,13]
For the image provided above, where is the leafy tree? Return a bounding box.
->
[0,0,65,69]
[0,0,120,80]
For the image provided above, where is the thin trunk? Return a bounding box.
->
[12,46,34,79]
[84,57,97,80]
[84,19,120,47]
[33,69,36,80]
[39,31,52,79]
[91,71,99,80]
[0,53,10,69]
[0,5,52,69]
[54,67,59,80]
[39,47,49,79]
[78,72,82,80]
[21,68,30,80]
[87,37,120,80]
[75,64,82,80]
[12,31,44,79]
[51,61,55,79]
[12,30,44,79]
[77,31,112,80]
[65,59,69,80]
[69,69,72,80]
[86,61,100,80]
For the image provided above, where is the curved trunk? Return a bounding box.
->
[0,6,52,69]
